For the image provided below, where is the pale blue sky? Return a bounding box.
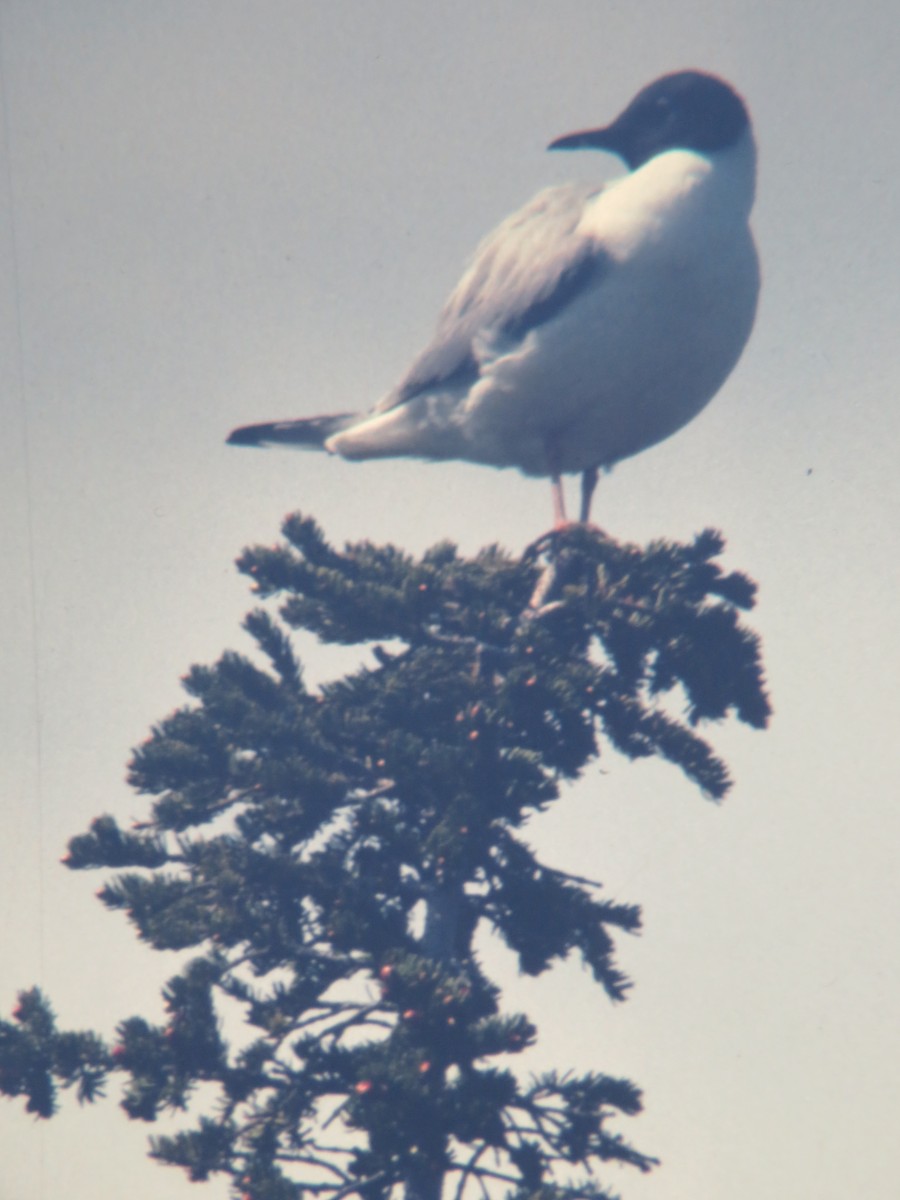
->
[2,3,899,1199]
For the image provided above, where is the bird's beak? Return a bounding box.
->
[548,125,622,157]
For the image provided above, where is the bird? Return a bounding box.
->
[228,69,759,526]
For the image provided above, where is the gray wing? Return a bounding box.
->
[377,182,605,411]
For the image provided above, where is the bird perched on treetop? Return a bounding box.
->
[228,69,759,525]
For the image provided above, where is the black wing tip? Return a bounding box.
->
[227,413,356,448]
[227,422,274,447]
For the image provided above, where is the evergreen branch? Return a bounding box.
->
[274,1144,359,1165]
[540,863,606,891]
[449,1162,522,1188]
[295,1174,388,1199]
[450,1143,492,1200]
[244,608,306,695]
[290,1003,395,1046]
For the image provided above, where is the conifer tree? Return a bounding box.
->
[0,516,768,1200]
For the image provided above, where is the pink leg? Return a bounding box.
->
[551,474,567,528]
[579,466,599,524]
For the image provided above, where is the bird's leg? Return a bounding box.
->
[579,466,600,524]
[551,473,568,528]
[545,438,570,528]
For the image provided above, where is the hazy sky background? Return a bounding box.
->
[2,2,899,1198]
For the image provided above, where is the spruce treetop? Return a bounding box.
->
[1,517,768,1200]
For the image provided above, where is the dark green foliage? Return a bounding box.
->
[0,517,768,1200]
[0,989,109,1115]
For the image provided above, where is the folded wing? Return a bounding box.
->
[382,182,605,410]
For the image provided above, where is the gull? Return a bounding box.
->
[228,70,759,525]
